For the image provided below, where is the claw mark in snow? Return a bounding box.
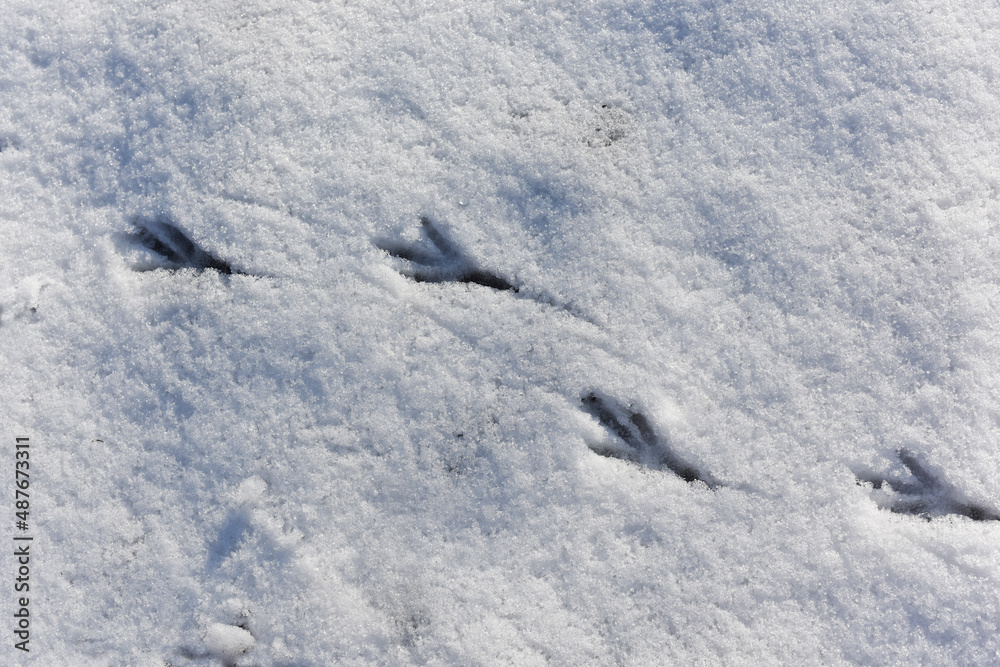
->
[854,449,1000,521]
[126,216,240,275]
[581,391,718,488]
[377,217,517,292]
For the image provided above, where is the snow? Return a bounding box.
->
[204,623,255,664]
[2,0,1000,663]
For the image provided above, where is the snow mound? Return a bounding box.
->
[204,623,255,663]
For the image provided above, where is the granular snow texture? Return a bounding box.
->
[2,0,999,664]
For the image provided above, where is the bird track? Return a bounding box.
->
[854,449,999,521]
[376,216,597,325]
[377,216,517,291]
[125,216,244,275]
[580,391,719,488]
[119,214,997,518]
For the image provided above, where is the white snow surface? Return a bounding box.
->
[204,623,256,663]
[2,0,1000,664]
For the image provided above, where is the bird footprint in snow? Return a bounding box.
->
[581,391,719,488]
[377,217,517,292]
[854,449,999,521]
[125,216,239,275]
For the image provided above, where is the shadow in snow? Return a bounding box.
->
[206,512,251,571]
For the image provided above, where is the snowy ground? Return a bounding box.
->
[2,0,1000,664]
